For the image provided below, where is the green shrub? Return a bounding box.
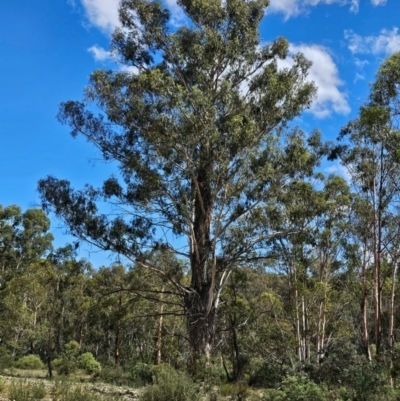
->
[140,365,200,401]
[100,366,132,386]
[280,375,329,401]
[77,353,101,375]
[15,355,45,370]
[52,358,63,369]
[310,343,390,400]
[55,359,77,376]
[64,341,80,359]
[53,341,82,376]
[131,363,153,386]
[192,358,227,385]
[262,388,285,401]
[249,360,283,389]
[218,383,250,400]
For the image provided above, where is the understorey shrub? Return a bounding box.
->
[140,364,200,401]
[15,355,45,370]
[77,352,102,375]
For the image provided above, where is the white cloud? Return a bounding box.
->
[164,0,186,26]
[326,163,351,183]
[87,45,139,74]
[280,45,350,118]
[80,0,121,33]
[353,58,369,69]
[78,0,186,33]
[349,0,359,13]
[354,73,365,83]
[345,28,400,55]
[119,64,139,75]
[371,0,387,5]
[267,0,359,19]
[88,45,111,61]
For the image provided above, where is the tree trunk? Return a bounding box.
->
[317,252,328,364]
[389,262,397,349]
[292,264,302,361]
[47,321,53,379]
[154,286,165,365]
[78,315,84,350]
[114,291,122,368]
[184,286,216,361]
[317,298,326,364]
[186,159,216,360]
[230,314,244,381]
[301,295,308,360]
[361,239,371,361]
[389,261,397,385]
[373,178,382,356]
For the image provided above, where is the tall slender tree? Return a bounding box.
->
[334,52,400,357]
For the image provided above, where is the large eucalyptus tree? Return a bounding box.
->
[38,0,316,358]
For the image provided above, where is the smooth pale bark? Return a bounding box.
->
[389,263,397,349]
[361,238,371,361]
[373,178,382,356]
[317,293,327,364]
[154,286,165,365]
[301,295,307,361]
[114,290,123,367]
[316,249,328,364]
[389,261,397,386]
[290,262,302,361]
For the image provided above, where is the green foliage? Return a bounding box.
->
[308,343,389,400]
[8,381,47,401]
[55,360,77,376]
[15,355,45,370]
[218,383,250,400]
[99,366,133,386]
[64,341,80,359]
[140,365,200,401]
[279,375,330,401]
[131,363,153,386]
[77,352,101,375]
[249,360,283,389]
[191,357,227,385]
[54,340,82,376]
[0,346,14,370]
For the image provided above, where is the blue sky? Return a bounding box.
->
[0,0,399,266]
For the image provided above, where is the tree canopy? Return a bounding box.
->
[38,0,318,357]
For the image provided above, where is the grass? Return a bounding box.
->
[2,368,49,378]
[0,376,128,401]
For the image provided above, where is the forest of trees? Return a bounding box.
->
[2,0,400,399]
